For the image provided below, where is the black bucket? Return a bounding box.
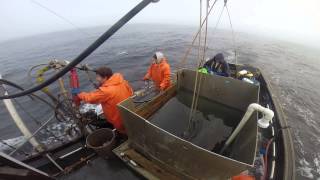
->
[86,128,116,158]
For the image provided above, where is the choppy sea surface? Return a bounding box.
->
[0,24,319,179]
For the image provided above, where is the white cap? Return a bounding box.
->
[155,51,164,60]
[238,70,248,75]
[153,51,164,64]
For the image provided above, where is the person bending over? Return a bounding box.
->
[77,66,133,134]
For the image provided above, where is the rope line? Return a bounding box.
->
[225,5,237,64]
[177,0,218,69]
[188,0,204,125]
[186,0,213,138]
[30,0,90,36]
[200,4,225,67]
[186,0,238,138]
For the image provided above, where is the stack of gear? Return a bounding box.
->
[198,53,231,77]
[237,69,260,86]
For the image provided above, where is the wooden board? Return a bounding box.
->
[135,85,177,119]
[113,141,180,180]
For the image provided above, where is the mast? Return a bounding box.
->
[0,74,44,153]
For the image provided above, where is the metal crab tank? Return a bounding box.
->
[118,69,260,179]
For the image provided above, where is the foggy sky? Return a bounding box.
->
[1,0,319,48]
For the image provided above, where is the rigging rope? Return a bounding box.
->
[200,3,225,66]
[201,0,210,63]
[225,4,238,64]
[188,0,204,126]
[186,0,212,138]
[30,0,89,36]
[192,0,212,123]
[177,0,218,69]
[186,0,238,137]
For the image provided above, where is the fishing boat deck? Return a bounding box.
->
[58,157,142,180]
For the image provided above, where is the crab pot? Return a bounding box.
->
[118,69,260,179]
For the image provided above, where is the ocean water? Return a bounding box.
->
[0,24,320,179]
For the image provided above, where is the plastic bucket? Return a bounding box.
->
[86,128,116,158]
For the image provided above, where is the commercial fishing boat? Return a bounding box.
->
[0,0,295,179]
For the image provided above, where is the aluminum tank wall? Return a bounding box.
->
[118,69,260,179]
[118,100,250,179]
[177,69,259,112]
[177,69,259,165]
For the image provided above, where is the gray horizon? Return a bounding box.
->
[1,0,319,48]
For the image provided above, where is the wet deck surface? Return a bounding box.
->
[58,157,143,180]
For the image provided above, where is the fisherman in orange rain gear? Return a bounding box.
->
[77,66,133,134]
[143,52,171,91]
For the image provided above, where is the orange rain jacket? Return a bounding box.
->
[143,59,171,90]
[78,73,133,133]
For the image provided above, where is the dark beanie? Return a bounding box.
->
[95,66,113,78]
[214,53,224,62]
